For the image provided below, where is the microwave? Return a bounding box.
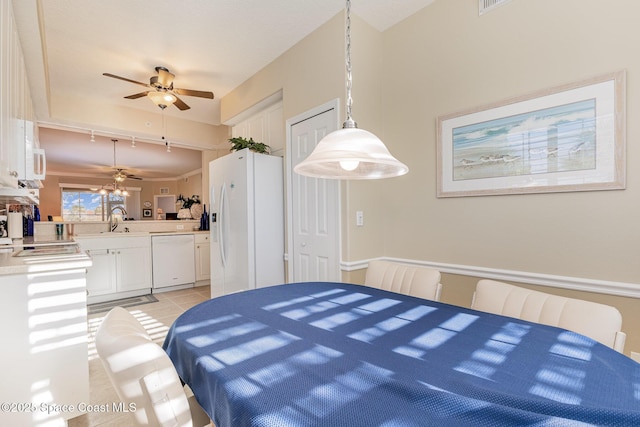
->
[17,120,46,188]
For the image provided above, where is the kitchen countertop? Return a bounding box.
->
[1,235,77,247]
[73,230,208,239]
[0,230,208,275]
[0,245,91,275]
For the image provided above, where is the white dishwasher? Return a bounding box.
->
[152,234,196,290]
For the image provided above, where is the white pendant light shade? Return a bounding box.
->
[293,0,408,180]
[294,127,408,179]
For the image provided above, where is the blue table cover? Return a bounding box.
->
[163,282,640,426]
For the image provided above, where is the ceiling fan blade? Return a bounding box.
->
[124,91,150,99]
[156,67,175,87]
[127,175,143,181]
[173,96,191,111]
[103,73,149,88]
[173,88,214,99]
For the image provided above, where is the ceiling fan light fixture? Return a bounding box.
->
[293,0,408,180]
[148,91,177,108]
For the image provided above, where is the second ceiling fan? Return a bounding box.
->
[103,66,214,111]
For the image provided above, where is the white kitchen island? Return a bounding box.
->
[0,243,92,427]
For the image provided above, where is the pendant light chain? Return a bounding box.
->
[161,107,171,152]
[344,0,356,129]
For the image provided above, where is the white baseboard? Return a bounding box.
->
[341,257,640,299]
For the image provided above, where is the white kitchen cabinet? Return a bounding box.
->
[0,265,90,426]
[195,233,210,284]
[0,0,35,189]
[118,246,151,291]
[84,248,117,296]
[0,1,17,188]
[77,235,152,303]
[231,101,284,154]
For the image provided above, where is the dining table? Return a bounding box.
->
[163,282,640,426]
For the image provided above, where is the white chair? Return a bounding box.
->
[471,279,626,353]
[364,260,442,301]
[95,307,210,427]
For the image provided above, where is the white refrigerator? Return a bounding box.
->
[209,148,285,297]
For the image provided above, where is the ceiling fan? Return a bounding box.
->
[113,168,142,181]
[109,139,142,181]
[103,66,214,111]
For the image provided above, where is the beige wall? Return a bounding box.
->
[379,0,640,282]
[375,0,640,354]
[221,13,345,127]
[220,1,640,354]
[176,173,203,202]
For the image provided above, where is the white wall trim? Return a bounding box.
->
[341,257,640,299]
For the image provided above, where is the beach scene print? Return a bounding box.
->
[452,99,597,181]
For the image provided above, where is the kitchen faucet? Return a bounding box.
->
[109,206,128,232]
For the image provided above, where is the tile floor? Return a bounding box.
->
[69,285,211,427]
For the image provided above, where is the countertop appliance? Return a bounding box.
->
[209,148,284,296]
[151,234,195,290]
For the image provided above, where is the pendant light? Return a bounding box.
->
[294,0,408,180]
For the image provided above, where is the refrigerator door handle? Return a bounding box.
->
[219,183,227,268]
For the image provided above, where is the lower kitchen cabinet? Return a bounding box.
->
[195,233,210,284]
[0,263,91,426]
[84,248,116,296]
[77,235,151,303]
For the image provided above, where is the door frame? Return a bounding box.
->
[285,98,341,282]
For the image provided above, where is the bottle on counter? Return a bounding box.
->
[23,214,33,237]
[200,204,209,231]
[34,205,40,221]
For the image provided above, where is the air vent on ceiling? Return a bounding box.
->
[479,0,512,15]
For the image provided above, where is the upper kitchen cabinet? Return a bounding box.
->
[231,101,284,155]
[0,0,38,190]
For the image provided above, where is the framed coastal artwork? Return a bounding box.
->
[436,71,626,197]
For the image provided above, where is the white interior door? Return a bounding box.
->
[287,100,340,282]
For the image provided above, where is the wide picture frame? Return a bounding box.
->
[436,71,626,197]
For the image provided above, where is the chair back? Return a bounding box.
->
[471,279,626,352]
[95,307,206,426]
[364,260,442,301]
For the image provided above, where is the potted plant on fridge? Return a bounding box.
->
[228,137,271,154]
